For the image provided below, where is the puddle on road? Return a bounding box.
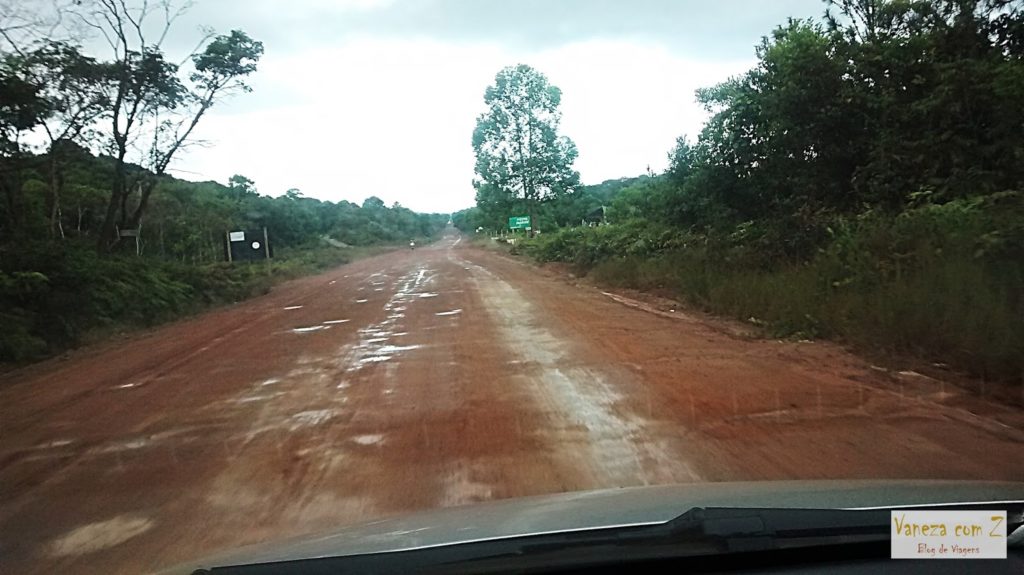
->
[235,266,437,447]
[292,325,330,334]
[435,309,462,316]
[96,438,151,453]
[338,266,434,374]
[377,345,422,355]
[351,434,384,446]
[33,439,75,450]
[48,515,154,557]
[283,305,303,310]
[289,409,336,431]
[355,299,369,303]
[233,392,285,404]
[113,381,143,390]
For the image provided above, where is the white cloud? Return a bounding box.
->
[175,36,753,213]
[534,41,751,183]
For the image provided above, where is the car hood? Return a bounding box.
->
[165,480,1024,573]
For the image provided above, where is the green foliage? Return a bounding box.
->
[485,1,1024,382]
[0,238,399,362]
[531,196,1024,380]
[190,30,263,93]
[0,150,448,363]
[454,175,654,235]
[518,220,688,269]
[472,64,580,230]
[4,148,448,261]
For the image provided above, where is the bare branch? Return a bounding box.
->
[175,25,214,67]
[155,0,192,47]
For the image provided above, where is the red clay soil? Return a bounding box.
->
[1,231,1021,574]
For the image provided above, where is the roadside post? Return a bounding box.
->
[225,228,271,263]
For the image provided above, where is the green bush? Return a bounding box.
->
[521,221,689,270]
[0,241,362,362]
[531,196,1024,381]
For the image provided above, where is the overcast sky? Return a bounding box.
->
[89,0,827,213]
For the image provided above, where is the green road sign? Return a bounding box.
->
[508,215,531,230]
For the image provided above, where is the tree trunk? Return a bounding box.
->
[118,179,130,229]
[124,179,155,231]
[47,154,60,238]
[97,150,127,253]
[0,164,22,238]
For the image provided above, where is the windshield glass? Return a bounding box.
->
[1,1,1022,573]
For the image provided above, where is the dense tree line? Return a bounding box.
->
[453,174,655,234]
[628,0,1024,261]
[465,0,1023,248]
[0,145,448,361]
[2,144,448,259]
[476,0,1024,383]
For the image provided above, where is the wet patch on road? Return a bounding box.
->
[351,434,384,446]
[292,325,330,334]
[338,266,435,374]
[461,256,702,486]
[47,515,153,557]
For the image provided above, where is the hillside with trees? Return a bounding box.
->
[0,146,448,363]
[461,0,1024,383]
[0,2,448,363]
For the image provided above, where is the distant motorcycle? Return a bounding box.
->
[409,241,416,250]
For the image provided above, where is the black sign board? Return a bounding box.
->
[226,228,270,262]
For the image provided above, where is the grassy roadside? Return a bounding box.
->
[0,241,405,366]
[511,200,1024,387]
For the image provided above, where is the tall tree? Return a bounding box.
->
[73,0,262,253]
[0,52,46,238]
[472,64,579,233]
[12,42,108,237]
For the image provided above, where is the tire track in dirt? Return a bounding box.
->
[457,245,1024,483]
[2,232,1022,575]
[452,252,703,488]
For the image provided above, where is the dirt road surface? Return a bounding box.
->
[2,230,1022,574]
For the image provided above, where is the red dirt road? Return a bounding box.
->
[2,231,1022,574]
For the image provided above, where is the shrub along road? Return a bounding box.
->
[1,230,1022,574]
